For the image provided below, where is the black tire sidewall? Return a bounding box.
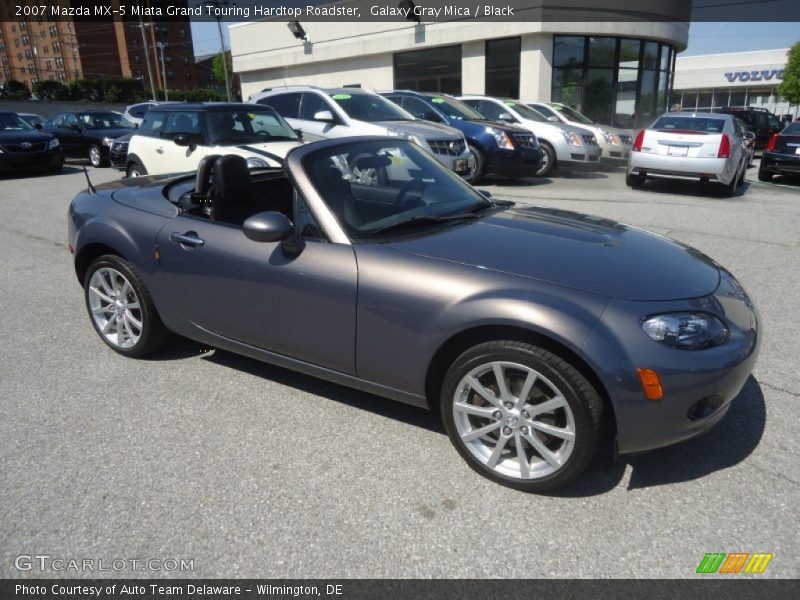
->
[536,142,556,177]
[83,255,164,358]
[468,143,486,184]
[440,341,601,493]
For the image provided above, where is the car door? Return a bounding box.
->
[154,198,358,374]
[130,110,168,174]
[257,91,303,129]
[298,92,348,138]
[157,111,203,173]
[55,113,82,155]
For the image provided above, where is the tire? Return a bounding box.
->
[126,161,146,178]
[757,163,773,182]
[440,340,602,493]
[535,142,556,177]
[467,143,486,184]
[720,168,739,197]
[48,160,64,174]
[89,144,107,168]
[83,254,169,358]
[626,172,645,188]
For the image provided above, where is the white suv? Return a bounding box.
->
[126,103,304,177]
[249,86,472,178]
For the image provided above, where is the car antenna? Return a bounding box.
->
[82,166,97,194]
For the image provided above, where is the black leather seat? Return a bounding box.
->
[210,155,257,226]
[310,161,365,231]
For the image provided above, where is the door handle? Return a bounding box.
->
[170,232,205,247]
[156,147,164,154]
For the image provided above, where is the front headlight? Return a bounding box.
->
[561,130,582,147]
[246,157,268,169]
[48,138,60,149]
[599,129,620,145]
[486,127,514,150]
[102,137,115,147]
[641,312,729,350]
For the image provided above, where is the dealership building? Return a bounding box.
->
[231,14,688,129]
[672,48,797,119]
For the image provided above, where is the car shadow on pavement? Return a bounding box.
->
[636,178,752,199]
[0,165,86,179]
[552,375,766,497]
[482,176,554,188]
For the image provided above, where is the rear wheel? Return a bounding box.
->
[441,341,602,493]
[84,255,168,358]
[721,168,740,197]
[757,162,773,182]
[626,172,645,188]
[468,144,486,184]
[535,142,556,177]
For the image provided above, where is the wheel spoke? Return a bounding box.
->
[90,287,113,304]
[461,420,502,443]
[465,376,503,409]
[523,431,562,469]
[453,402,498,419]
[101,315,115,334]
[99,273,115,296]
[92,305,111,315]
[527,396,567,416]
[514,432,531,478]
[530,421,575,441]
[125,301,140,310]
[119,280,131,299]
[514,370,538,409]
[486,432,510,468]
[492,363,511,402]
[125,311,142,331]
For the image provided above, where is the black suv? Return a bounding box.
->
[717,107,782,149]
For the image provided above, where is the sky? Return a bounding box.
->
[189,21,799,59]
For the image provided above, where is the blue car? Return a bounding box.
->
[381,90,543,183]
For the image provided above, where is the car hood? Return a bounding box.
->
[0,129,53,143]
[84,127,137,139]
[111,132,136,144]
[375,120,462,139]
[461,119,533,134]
[386,206,720,301]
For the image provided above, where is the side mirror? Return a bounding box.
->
[744,131,755,140]
[547,115,560,123]
[34,122,43,130]
[313,110,335,123]
[293,128,303,139]
[497,112,515,122]
[173,133,195,147]
[478,190,492,200]
[243,211,306,254]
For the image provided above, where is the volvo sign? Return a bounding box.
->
[725,69,784,83]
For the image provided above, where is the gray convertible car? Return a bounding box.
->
[68,137,760,492]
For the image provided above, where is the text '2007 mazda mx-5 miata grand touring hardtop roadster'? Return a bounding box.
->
[68,137,760,492]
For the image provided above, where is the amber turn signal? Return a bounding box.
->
[637,368,664,401]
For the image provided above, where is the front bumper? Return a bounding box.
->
[553,139,602,167]
[487,147,543,177]
[583,270,760,455]
[0,147,64,172]
[109,145,128,170]
[600,143,632,164]
[628,153,735,185]
[760,150,800,176]
[430,149,473,177]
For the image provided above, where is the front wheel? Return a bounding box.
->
[535,142,556,177]
[467,144,486,184]
[84,255,168,357]
[89,144,107,167]
[126,161,146,178]
[441,341,602,493]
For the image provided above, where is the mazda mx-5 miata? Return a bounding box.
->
[68,137,760,492]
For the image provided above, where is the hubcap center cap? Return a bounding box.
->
[505,414,520,428]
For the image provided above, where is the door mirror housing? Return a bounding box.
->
[293,128,304,139]
[243,211,306,254]
[173,133,195,147]
[547,115,560,123]
[34,122,43,130]
[313,110,336,123]
[497,112,515,123]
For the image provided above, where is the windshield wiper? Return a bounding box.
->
[371,213,478,237]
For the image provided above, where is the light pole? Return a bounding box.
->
[203,0,232,101]
[139,16,157,100]
[157,42,168,101]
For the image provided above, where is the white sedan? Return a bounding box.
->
[626,112,749,196]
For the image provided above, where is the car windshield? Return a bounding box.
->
[652,116,726,133]
[305,139,489,241]
[331,92,414,122]
[425,95,484,121]
[204,108,299,145]
[552,104,594,125]
[783,122,800,135]
[0,112,34,131]
[77,112,135,129]
[505,101,548,123]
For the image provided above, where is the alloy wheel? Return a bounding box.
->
[87,267,143,349]
[452,361,576,479]
[90,146,101,167]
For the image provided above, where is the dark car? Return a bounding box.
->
[18,112,48,129]
[381,90,542,184]
[758,121,800,181]
[717,106,782,149]
[109,131,135,171]
[0,110,64,174]
[68,138,760,493]
[45,110,137,167]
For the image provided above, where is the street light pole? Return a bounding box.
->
[157,42,168,101]
[139,16,157,100]
[204,0,232,101]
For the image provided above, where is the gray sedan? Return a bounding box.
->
[68,137,759,492]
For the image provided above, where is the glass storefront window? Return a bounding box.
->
[552,66,583,112]
[553,36,585,67]
[394,45,462,95]
[643,42,659,70]
[729,90,746,106]
[486,37,521,98]
[697,91,713,109]
[586,68,614,124]
[588,37,615,67]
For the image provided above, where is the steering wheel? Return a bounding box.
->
[394,178,425,209]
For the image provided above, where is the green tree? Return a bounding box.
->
[777,42,800,105]
[212,52,229,85]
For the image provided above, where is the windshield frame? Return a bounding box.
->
[504,100,549,123]
[203,107,300,145]
[0,112,35,131]
[423,94,484,121]
[552,104,595,125]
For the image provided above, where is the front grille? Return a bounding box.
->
[511,133,538,149]
[582,134,598,146]
[427,138,465,156]
[619,134,632,145]
[111,142,128,153]
[1,141,47,152]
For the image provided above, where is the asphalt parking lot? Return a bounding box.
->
[1,161,798,579]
